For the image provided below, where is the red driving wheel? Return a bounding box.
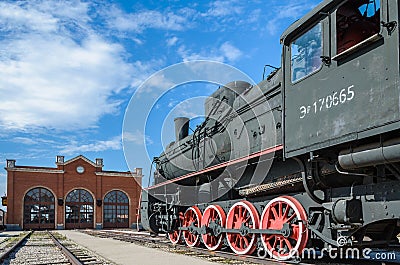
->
[226,201,259,255]
[182,206,202,247]
[201,205,226,251]
[168,212,183,244]
[260,196,308,260]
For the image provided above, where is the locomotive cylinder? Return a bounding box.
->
[332,198,362,224]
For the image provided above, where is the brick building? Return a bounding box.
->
[5,155,142,230]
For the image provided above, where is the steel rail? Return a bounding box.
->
[0,231,33,263]
[48,231,83,265]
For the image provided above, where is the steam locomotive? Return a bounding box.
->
[140,0,400,260]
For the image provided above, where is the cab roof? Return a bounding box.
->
[280,0,340,45]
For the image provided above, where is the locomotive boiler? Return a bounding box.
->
[140,0,400,261]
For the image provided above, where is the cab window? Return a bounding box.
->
[291,23,322,83]
[336,0,380,54]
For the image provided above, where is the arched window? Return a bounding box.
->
[23,187,55,230]
[65,189,94,229]
[103,190,129,228]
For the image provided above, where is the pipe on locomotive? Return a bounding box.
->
[339,137,400,169]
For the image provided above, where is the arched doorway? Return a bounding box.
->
[103,190,129,228]
[23,187,55,230]
[65,189,94,229]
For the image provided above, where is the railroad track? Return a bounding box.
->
[0,231,116,265]
[81,229,399,265]
[0,231,32,263]
[82,229,267,264]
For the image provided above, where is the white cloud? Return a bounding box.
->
[0,2,58,32]
[266,2,316,35]
[141,73,177,94]
[171,100,205,120]
[36,0,90,23]
[0,35,132,130]
[123,131,153,145]
[0,150,51,163]
[203,0,243,17]
[0,0,135,131]
[130,60,165,90]
[177,42,242,63]
[247,9,262,24]
[167,100,178,108]
[60,136,122,155]
[11,137,39,145]
[132,38,144,45]
[219,42,242,61]
[166,36,179,47]
[177,45,224,62]
[106,7,191,33]
[199,0,259,30]
[10,136,56,146]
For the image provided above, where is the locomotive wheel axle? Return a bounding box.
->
[179,222,292,237]
[222,223,291,237]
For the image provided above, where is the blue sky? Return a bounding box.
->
[0,0,321,201]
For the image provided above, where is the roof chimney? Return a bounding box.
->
[6,159,15,168]
[96,158,103,167]
[56,155,64,164]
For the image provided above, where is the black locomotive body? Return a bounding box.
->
[141,0,400,261]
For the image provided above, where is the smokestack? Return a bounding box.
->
[174,117,189,142]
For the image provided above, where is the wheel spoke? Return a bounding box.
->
[243,236,249,247]
[211,210,216,220]
[272,238,278,249]
[244,215,251,223]
[283,238,293,251]
[264,234,273,241]
[279,237,284,250]
[235,234,240,243]
[282,205,290,220]
[271,206,279,219]
[285,212,296,223]
[278,202,283,218]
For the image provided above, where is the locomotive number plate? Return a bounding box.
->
[299,85,355,119]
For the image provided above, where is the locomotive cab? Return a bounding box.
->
[281,0,400,159]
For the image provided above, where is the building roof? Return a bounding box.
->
[60,155,101,168]
[5,155,142,178]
